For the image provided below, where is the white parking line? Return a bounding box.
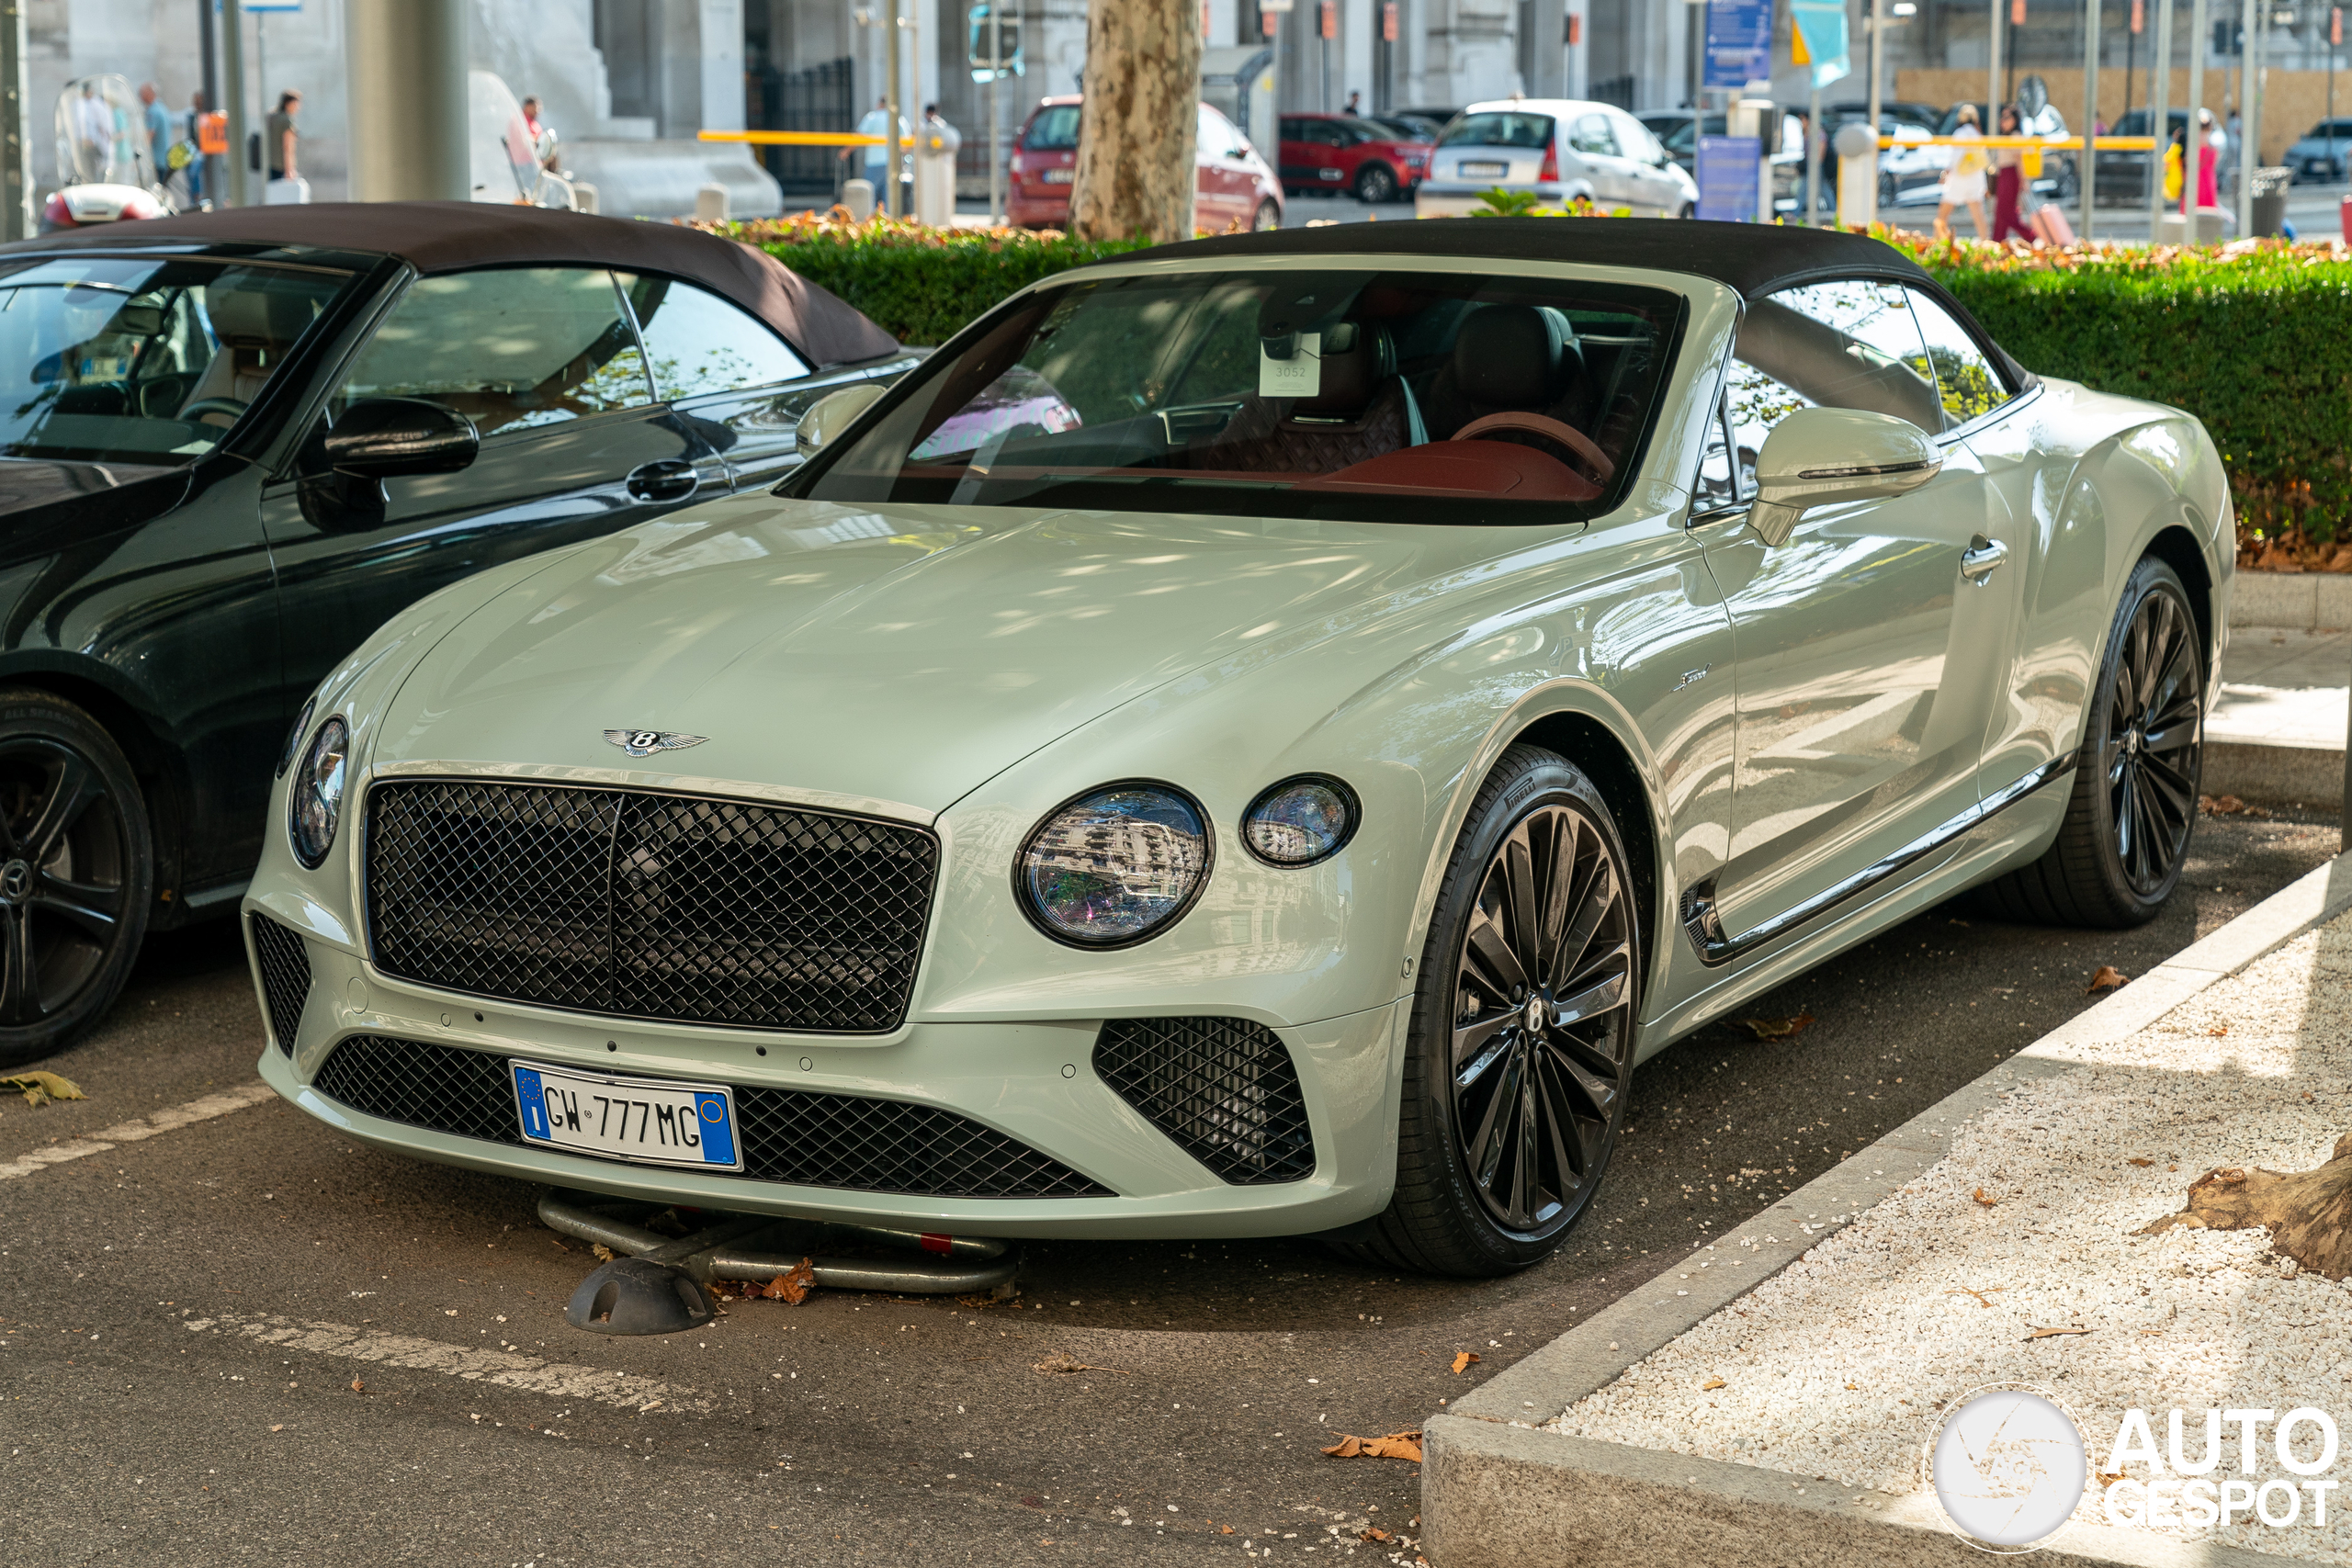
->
[183,1312,708,1413]
[0,1080,277,1181]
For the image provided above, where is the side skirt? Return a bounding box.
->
[1679,751,2078,968]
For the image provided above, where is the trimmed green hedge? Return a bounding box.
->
[727,217,2352,558]
[724,217,1148,348]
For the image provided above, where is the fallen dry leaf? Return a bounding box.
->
[761,1258,816,1304]
[1450,1351,1479,1374]
[0,1070,85,1109]
[1734,1012,1815,1042]
[2128,1158,2155,1168]
[591,1244,616,1263]
[1033,1352,1133,1376]
[1701,1376,1726,1391]
[1944,1285,2007,1307]
[2096,1467,2126,1485]
[348,1378,365,1394]
[1323,1429,1424,1462]
[1973,1188,1997,1207]
[2086,965,2129,994]
[2209,1023,2232,1037]
[2024,1325,2092,1340]
[2200,794,2246,816]
[1362,1528,1394,1543]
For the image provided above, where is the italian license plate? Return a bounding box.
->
[512,1061,742,1172]
[1042,167,1074,184]
[1459,160,1509,177]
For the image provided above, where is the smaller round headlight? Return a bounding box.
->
[276,696,316,779]
[288,716,348,868]
[1242,775,1357,867]
[1017,783,1209,946]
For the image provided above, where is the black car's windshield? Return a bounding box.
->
[0,255,350,466]
[796,266,1682,525]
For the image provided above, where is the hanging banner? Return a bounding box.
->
[1787,0,1851,91]
[1703,0,1773,89]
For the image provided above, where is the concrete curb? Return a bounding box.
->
[2204,739,2345,809]
[1421,848,2352,1568]
[2233,570,2352,632]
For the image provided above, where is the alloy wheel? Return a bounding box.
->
[0,738,130,1025]
[1448,803,1633,1233]
[1357,164,1397,203]
[2103,586,2202,896]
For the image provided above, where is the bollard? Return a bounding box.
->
[1833,122,1877,231]
[842,177,876,221]
[693,183,730,223]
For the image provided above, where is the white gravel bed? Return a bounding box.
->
[1555,910,2352,1561]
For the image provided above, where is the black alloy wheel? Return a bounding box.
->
[1969,555,2204,930]
[1332,744,1637,1277]
[0,690,153,1068]
[2103,574,2203,897]
[1354,162,1399,203]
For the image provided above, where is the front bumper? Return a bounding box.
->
[246,897,1405,1240]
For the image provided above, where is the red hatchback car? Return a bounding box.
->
[1007,96,1283,232]
[1276,113,1430,203]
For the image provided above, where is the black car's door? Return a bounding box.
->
[259,264,726,716]
[616,271,897,491]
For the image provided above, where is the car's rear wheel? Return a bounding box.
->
[1252,197,1282,231]
[1354,163,1398,203]
[1331,744,1636,1278]
[1970,557,2203,929]
[1676,201,1695,220]
[0,690,152,1069]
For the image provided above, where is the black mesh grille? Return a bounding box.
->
[311,1035,1110,1198]
[365,781,937,1032]
[249,914,313,1058]
[1092,1017,1316,1185]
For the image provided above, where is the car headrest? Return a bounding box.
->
[204,278,314,350]
[1295,321,1395,418]
[1452,304,1582,411]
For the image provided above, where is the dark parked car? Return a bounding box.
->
[1276,112,1430,201]
[0,201,910,1064]
[2288,118,2352,183]
[2095,108,2188,204]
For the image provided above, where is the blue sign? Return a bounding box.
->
[1695,135,1762,222]
[1703,0,1773,89]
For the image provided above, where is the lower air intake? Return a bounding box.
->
[1092,1017,1316,1185]
[311,1034,1110,1199]
[249,914,313,1058]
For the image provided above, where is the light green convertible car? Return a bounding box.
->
[244,221,2224,1278]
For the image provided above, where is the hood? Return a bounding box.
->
[0,456,180,518]
[375,496,1528,815]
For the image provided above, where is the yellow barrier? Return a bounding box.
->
[697,130,887,148]
[1870,133,2153,178]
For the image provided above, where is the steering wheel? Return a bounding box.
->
[177,397,249,427]
[1453,411,1615,490]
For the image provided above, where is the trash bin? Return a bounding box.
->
[2252,165,2291,237]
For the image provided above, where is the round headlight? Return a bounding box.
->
[1242,775,1358,866]
[276,696,315,779]
[1016,783,1210,946]
[288,716,348,868]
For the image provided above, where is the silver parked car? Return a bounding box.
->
[1417,98,1696,217]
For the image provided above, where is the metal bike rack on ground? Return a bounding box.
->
[537,1189,1020,1336]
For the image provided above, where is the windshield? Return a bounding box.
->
[1024,105,1080,151]
[1436,112,1556,150]
[794,266,1683,526]
[0,255,349,466]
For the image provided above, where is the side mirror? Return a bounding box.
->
[796,381,887,454]
[325,397,480,479]
[1746,406,1942,547]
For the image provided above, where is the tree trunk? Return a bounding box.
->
[1068,0,1201,243]
[2137,1131,2352,1279]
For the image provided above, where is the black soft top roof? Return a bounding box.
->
[1145,216,2032,387]
[6,200,901,367]
[1155,216,1934,300]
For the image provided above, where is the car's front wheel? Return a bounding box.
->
[1971,556,2203,928]
[1332,744,1637,1277]
[1354,163,1398,203]
[0,689,153,1068]
[1252,197,1282,231]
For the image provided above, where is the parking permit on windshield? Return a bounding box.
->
[512,1061,742,1171]
[1260,332,1321,396]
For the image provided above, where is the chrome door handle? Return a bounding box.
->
[1960,536,2009,583]
[626,458,699,503]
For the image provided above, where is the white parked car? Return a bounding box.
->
[1416,98,1697,218]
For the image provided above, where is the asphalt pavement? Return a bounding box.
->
[0,807,2337,1566]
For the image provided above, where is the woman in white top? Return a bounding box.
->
[1933,104,1989,240]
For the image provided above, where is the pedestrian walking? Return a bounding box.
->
[69,81,113,183]
[138,82,171,178]
[1991,104,2029,242]
[187,90,210,205]
[521,96,560,169]
[1345,90,1363,116]
[1933,103,1989,240]
[844,95,910,210]
[265,90,308,204]
[2181,107,2220,215]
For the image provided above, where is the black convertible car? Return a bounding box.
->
[0,202,910,1064]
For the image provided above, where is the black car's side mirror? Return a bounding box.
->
[326,397,481,479]
[298,398,479,532]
